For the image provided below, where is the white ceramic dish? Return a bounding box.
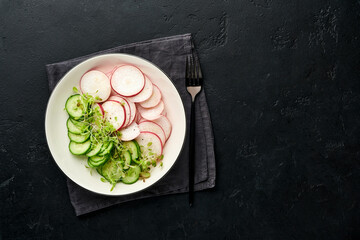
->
[45,54,186,196]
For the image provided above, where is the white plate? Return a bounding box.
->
[45,54,186,196]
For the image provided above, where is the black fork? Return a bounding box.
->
[185,54,203,207]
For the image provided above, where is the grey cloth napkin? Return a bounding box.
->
[46,33,216,216]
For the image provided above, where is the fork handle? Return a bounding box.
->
[189,100,195,207]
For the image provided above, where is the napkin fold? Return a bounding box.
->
[46,33,216,216]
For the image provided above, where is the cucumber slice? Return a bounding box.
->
[69,118,88,129]
[100,159,124,184]
[88,154,109,167]
[68,132,90,143]
[65,95,85,119]
[69,140,91,155]
[67,118,82,134]
[86,142,103,157]
[99,142,110,153]
[98,142,114,156]
[122,165,141,184]
[122,150,131,170]
[123,140,140,160]
[88,159,96,168]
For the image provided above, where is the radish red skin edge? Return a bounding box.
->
[138,120,166,146]
[108,96,132,127]
[137,131,163,156]
[110,65,146,97]
[103,100,126,130]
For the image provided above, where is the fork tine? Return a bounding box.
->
[190,55,194,84]
[194,57,199,85]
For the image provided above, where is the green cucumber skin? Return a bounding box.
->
[122,150,131,170]
[98,142,114,156]
[69,140,91,155]
[65,95,84,119]
[86,143,103,157]
[68,132,90,143]
[88,155,109,167]
[121,166,141,184]
[69,117,88,128]
[67,118,82,134]
[123,141,140,160]
[98,159,123,184]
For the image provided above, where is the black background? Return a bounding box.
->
[1,0,360,239]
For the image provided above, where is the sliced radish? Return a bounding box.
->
[139,85,162,108]
[119,121,140,141]
[123,97,136,125]
[152,115,172,140]
[101,100,126,130]
[137,101,164,120]
[111,65,145,97]
[80,70,111,102]
[138,121,166,146]
[135,131,163,157]
[135,112,143,123]
[127,76,153,103]
[108,96,131,127]
[138,117,146,124]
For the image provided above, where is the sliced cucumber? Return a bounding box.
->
[70,118,88,129]
[100,159,124,184]
[88,159,96,168]
[67,118,84,134]
[86,142,103,157]
[88,154,109,167]
[99,142,110,153]
[98,141,114,156]
[121,150,131,170]
[68,132,90,143]
[123,140,140,160]
[69,140,91,155]
[122,165,141,184]
[65,94,85,119]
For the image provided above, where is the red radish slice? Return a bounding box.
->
[127,76,153,103]
[108,96,131,127]
[123,97,136,124]
[119,122,140,141]
[139,85,161,108]
[135,112,142,123]
[136,131,163,157]
[138,121,166,146]
[80,70,111,102]
[111,65,145,97]
[152,115,172,140]
[101,100,126,130]
[138,117,146,124]
[137,101,164,120]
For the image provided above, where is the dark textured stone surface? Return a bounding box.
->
[1,0,360,239]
